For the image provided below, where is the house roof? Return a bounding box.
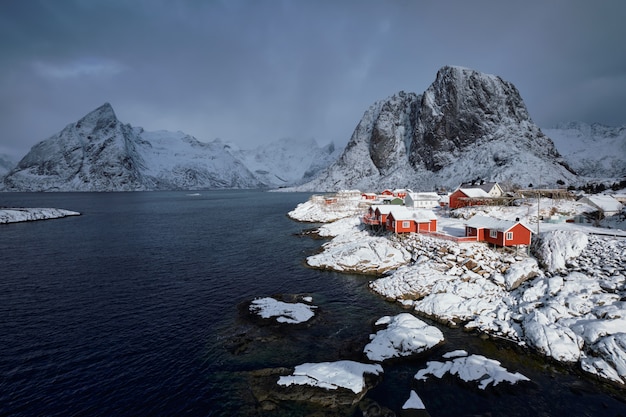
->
[406,192,441,201]
[373,205,395,214]
[458,181,500,194]
[388,207,437,222]
[465,215,532,233]
[458,188,491,198]
[581,195,623,213]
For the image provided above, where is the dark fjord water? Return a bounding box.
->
[1,191,625,416]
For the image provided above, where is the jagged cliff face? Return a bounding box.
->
[412,67,531,171]
[297,66,578,191]
[368,91,420,174]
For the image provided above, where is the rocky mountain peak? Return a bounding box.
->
[413,66,533,171]
[75,102,118,133]
[0,103,334,191]
[296,65,578,192]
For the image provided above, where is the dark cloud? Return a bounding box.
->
[1,0,625,158]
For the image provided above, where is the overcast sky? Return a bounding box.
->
[1,0,625,158]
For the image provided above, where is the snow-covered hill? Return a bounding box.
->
[227,138,341,188]
[0,154,15,177]
[544,122,626,179]
[293,66,579,192]
[0,104,335,191]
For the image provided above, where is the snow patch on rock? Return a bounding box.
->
[363,313,444,362]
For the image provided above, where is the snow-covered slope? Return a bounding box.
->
[228,138,341,188]
[544,122,626,178]
[294,66,579,192]
[0,154,15,177]
[0,103,335,191]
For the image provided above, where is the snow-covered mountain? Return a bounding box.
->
[294,66,579,192]
[544,122,626,179]
[0,154,15,177]
[227,138,341,188]
[0,104,335,191]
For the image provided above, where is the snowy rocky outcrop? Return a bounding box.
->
[287,191,367,223]
[371,232,626,383]
[363,313,444,362]
[277,361,383,395]
[248,297,317,324]
[294,66,578,192]
[545,122,626,178]
[301,199,626,384]
[415,350,530,389]
[531,230,589,272]
[0,103,336,191]
[247,362,383,413]
[0,207,80,223]
[306,223,411,275]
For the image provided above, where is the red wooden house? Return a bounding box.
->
[362,205,394,226]
[385,207,437,234]
[465,215,533,247]
[392,189,410,199]
[449,182,503,209]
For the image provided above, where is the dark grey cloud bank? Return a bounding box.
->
[1,0,625,158]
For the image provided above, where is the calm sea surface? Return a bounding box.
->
[0,191,624,416]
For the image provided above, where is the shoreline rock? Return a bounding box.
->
[0,207,80,224]
[299,209,626,387]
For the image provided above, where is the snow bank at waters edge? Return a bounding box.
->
[0,208,80,224]
[298,208,626,386]
[307,217,412,275]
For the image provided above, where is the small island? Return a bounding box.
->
[0,207,80,224]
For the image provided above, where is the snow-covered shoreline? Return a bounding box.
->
[289,195,626,387]
[0,208,80,224]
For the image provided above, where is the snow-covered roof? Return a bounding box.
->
[459,181,499,194]
[465,215,531,232]
[580,195,623,213]
[458,188,491,198]
[389,207,436,222]
[406,192,440,201]
[372,205,395,214]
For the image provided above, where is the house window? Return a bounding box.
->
[506,232,513,240]
[402,221,411,228]
[489,229,498,239]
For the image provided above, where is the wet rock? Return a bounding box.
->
[246,364,382,415]
[359,398,397,417]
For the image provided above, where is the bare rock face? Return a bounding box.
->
[368,91,421,175]
[411,66,535,171]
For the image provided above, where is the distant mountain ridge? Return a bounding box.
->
[544,122,626,179]
[293,66,579,192]
[2,67,623,192]
[0,154,15,177]
[0,104,337,191]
